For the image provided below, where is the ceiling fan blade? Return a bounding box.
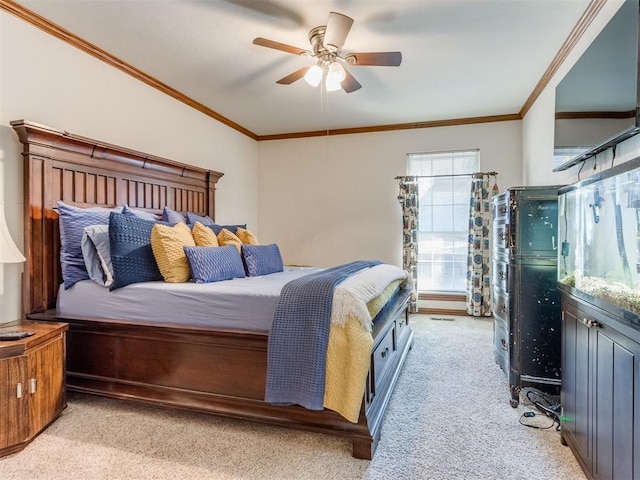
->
[222,0,305,27]
[341,69,362,93]
[346,52,402,67]
[324,12,354,52]
[276,66,311,85]
[253,37,309,56]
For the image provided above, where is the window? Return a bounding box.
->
[406,150,479,293]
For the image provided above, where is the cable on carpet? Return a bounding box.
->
[518,388,561,431]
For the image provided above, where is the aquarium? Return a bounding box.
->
[558,157,640,317]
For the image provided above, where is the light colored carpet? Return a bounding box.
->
[0,315,586,480]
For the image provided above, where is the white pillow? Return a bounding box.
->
[81,225,114,287]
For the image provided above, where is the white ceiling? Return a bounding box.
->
[16,0,591,137]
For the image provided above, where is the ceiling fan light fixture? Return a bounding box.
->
[326,62,347,92]
[325,79,342,92]
[324,12,354,52]
[304,65,323,87]
[253,11,401,94]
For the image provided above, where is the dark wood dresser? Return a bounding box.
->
[491,186,563,407]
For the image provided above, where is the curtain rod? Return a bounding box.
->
[395,171,498,180]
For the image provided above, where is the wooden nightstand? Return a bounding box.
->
[0,320,68,457]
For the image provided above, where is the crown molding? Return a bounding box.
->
[1,0,606,141]
[519,0,607,118]
[256,114,521,141]
[0,0,257,140]
[555,110,636,120]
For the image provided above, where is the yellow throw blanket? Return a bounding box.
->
[323,264,412,422]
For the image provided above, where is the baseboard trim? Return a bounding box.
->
[417,308,468,316]
[418,293,465,302]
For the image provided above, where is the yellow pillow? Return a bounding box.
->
[218,228,243,253]
[151,222,195,283]
[192,221,219,247]
[237,227,259,245]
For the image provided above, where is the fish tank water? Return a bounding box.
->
[558,157,640,319]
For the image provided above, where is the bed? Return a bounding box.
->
[11,119,414,460]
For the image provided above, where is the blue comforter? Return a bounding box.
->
[264,260,381,409]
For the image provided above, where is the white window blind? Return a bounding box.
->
[406,150,479,293]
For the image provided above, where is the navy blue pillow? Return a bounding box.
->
[241,244,284,277]
[109,212,163,290]
[184,245,245,283]
[210,223,247,235]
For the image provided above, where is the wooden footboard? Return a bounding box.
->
[30,285,413,459]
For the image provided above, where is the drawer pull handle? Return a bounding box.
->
[17,382,22,399]
[501,339,508,351]
[498,232,505,241]
[381,347,389,358]
[30,378,37,394]
[582,318,602,329]
[499,270,506,280]
[499,205,507,214]
[501,305,507,314]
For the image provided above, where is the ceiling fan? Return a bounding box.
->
[253,11,402,93]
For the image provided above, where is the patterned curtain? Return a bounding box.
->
[466,174,498,317]
[398,177,419,313]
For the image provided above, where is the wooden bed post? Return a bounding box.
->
[207,170,224,221]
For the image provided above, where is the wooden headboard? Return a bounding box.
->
[11,120,223,316]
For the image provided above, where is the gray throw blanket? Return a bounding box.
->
[265,260,381,410]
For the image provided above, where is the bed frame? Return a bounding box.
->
[12,119,413,459]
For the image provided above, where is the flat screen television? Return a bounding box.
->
[553,0,640,172]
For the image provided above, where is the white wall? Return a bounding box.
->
[258,121,522,268]
[0,12,259,322]
[555,117,635,149]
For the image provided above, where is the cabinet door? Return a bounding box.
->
[0,356,29,451]
[27,335,65,436]
[592,326,638,480]
[512,193,559,257]
[562,305,591,467]
[515,261,561,381]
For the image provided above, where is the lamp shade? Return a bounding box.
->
[325,62,346,91]
[304,65,323,87]
[0,203,26,263]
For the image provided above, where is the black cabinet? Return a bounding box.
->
[561,292,640,480]
[491,186,563,407]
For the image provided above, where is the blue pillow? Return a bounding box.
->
[122,205,159,221]
[184,245,245,283]
[185,212,215,226]
[241,244,284,277]
[57,201,122,289]
[210,223,247,235]
[162,206,186,224]
[109,212,163,290]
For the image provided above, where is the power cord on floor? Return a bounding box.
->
[518,388,561,431]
